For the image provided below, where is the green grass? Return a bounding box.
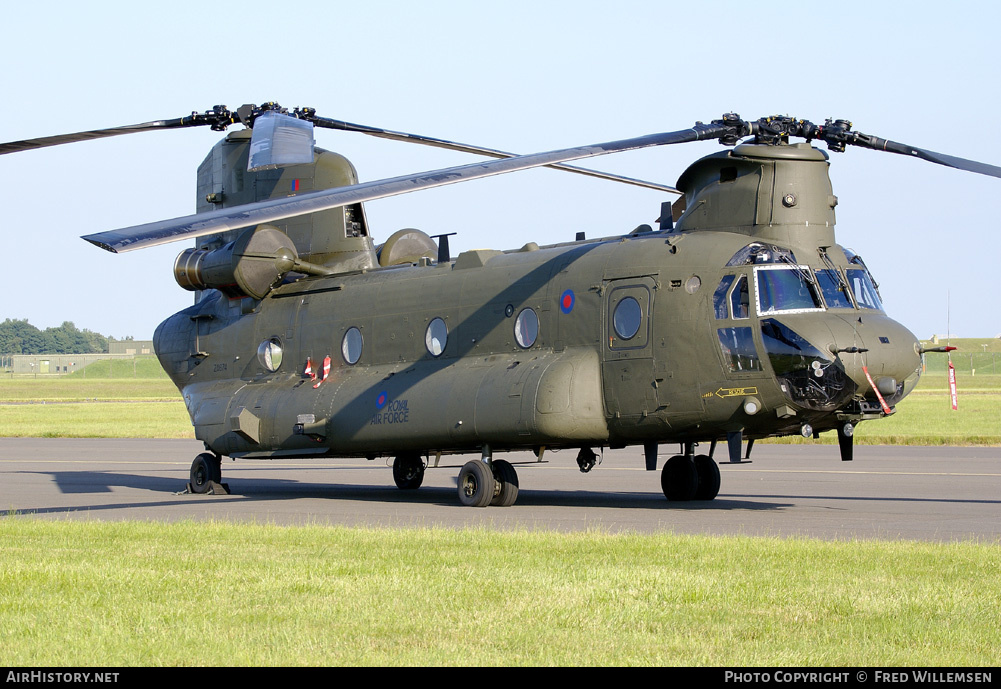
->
[1,519,998,666]
[64,356,170,379]
[0,368,192,438]
[0,400,193,438]
[0,378,180,402]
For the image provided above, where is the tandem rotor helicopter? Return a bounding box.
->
[4,104,998,506]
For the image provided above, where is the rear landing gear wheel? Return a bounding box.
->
[393,453,425,490]
[490,459,519,507]
[661,455,698,501]
[458,460,495,507]
[189,453,221,494]
[693,454,720,501]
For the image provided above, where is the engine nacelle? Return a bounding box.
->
[174,225,296,300]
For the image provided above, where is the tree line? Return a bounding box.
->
[0,319,119,354]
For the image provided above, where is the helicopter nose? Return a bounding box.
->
[828,313,922,405]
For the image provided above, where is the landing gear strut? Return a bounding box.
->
[661,443,720,501]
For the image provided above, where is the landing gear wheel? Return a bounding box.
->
[457,460,495,507]
[189,453,221,494]
[661,455,698,501]
[393,453,425,490]
[490,459,520,507]
[693,454,721,501]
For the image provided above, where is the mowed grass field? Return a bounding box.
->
[2,520,999,666]
[0,358,192,438]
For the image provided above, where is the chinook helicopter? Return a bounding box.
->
[4,105,998,507]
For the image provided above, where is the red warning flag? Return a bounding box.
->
[862,365,893,415]
[313,355,331,389]
[948,360,958,410]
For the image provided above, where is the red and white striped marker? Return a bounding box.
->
[948,360,958,411]
[313,355,331,389]
[862,365,893,415]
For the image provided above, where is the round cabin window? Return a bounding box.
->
[341,327,363,365]
[257,337,283,371]
[514,308,539,348]
[425,318,448,357]
[613,297,642,340]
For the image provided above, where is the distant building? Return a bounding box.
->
[108,340,154,355]
[3,340,156,375]
[4,353,141,375]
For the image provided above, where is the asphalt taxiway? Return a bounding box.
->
[1,438,998,541]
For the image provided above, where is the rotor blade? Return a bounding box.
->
[875,139,1001,178]
[83,122,727,253]
[0,117,216,155]
[310,115,680,194]
[789,118,1001,179]
[0,107,239,155]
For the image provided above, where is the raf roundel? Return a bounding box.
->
[375,391,389,410]
[560,289,575,314]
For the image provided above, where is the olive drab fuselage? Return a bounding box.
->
[154,141,922,462]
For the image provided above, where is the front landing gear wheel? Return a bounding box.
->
[490,459,519,507]
[661,455,698,501]
[458,460,495,507]
[393,453,425,490]
[693,454,720,501]
[189,453,221,494]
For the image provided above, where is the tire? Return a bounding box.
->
[457,460,495,507]
[693,454,721,501]
[661,455,698,501]
[393,453,425,490]
[490,459,519,507]
[190,453,220,494]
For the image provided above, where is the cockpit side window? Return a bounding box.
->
[713,275,735,319]
[841,247,884,310]
[847,269,884,311]
[730,275,750,319]
[716,326,762,372]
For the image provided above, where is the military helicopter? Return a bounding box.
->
[4,105,998,507]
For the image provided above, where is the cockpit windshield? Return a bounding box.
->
[755,266,823,315]
[816,269,854,308]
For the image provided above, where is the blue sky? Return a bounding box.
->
[2,1,998,339]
